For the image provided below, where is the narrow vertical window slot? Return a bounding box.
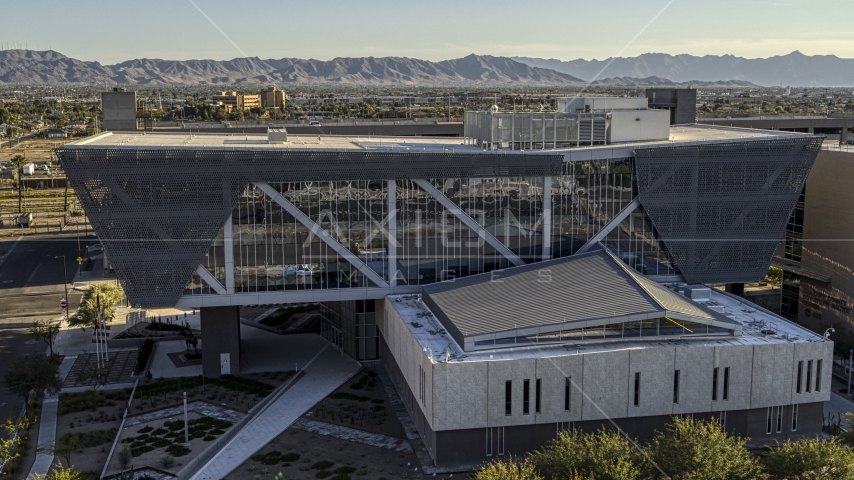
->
[766,407,772,434]
[523,379,530,415]
[505,381,512,416]
[564,377,571,411]
[796,361,803,394]
[792,404,799,431]
[712,367,719,401]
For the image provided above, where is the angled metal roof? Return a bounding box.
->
[420,249,739,351]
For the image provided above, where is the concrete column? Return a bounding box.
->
[200,306,241,377]
[841,122,849,144]
[542,176,552,260]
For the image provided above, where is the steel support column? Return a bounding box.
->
[256,183,390,288]
[576,197,641,254]
[196,265,227,295]
[413,179,525,267]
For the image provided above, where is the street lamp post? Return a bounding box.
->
[55,255,68,323]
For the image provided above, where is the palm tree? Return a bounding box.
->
[10,154,27,212]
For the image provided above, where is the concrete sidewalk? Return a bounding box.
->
[27,355,76,478]
[190,342,360,480]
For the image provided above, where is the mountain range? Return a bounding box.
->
[513,51,854,87]
[0,50,585,85]
[0,49,847,86]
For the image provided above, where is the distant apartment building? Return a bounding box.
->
[212,91,262,112]
[261,86,286,109]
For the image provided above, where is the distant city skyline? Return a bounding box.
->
[4,0,854,63]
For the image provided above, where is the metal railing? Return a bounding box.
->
[821,143,854,153]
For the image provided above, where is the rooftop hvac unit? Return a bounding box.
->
[268,128,288,143]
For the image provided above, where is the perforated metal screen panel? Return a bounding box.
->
[57,148,562,307]
[633,137,821,285]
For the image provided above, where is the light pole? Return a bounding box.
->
[55,255,68,323]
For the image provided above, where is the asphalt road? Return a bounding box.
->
[0,233,95,423]
[0,236,90,290]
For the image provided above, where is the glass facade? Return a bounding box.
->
[473,318,729,348]
[781,186,806,320]
[319,300,378,360]
[188,158,682,295]
[184,158,685,360]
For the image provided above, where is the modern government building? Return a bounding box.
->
[57,96,831,466]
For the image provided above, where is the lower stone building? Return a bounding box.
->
[380,249,832,467]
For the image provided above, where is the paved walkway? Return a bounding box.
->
[293,418,411,452]
[125,401,245,427]
[825,392,854,422]
[27,355,76,478]
[150,340,203,378]
[189,340,360,480]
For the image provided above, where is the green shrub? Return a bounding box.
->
[58,428,117,448]
[138,426,153,434]
[283,452,300,462]
[145,322,188,332]
[136,375,274,398]
[131,444,155,457]
[134,339,155,374]
[315,471,331,479]
[333,466,355,474]
[165,421,185,431]
[312,461,334,470]
[58,389,130,415]
[150,437,171,448]
[166,444,191,457]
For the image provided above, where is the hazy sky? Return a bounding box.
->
[4,0,853,63]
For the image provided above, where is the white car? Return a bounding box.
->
[308,121,322,126]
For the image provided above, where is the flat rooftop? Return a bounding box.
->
[66,124,808,156]
[389,286,825,364]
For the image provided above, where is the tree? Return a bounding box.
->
[51,435,81,468]
[10,154,27,212]
[2,354,61,413]
[29,319,59,358]
[528,429,645,480]
[645,416,761,480]
[765,266,783,287]
[474,457,543,480]
[116,443,132,471]
[764,437,854,480]
[29,465,84,480]
[69,282,125,330]
[74,362,110,410]
[0,415,34,470]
